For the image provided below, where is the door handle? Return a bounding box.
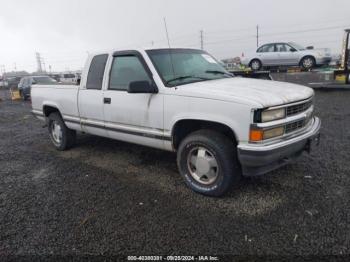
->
[104,97,111,104]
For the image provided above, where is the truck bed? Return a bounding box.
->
[31,84,80,122]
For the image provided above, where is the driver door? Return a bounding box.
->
[103,51,164,149]
[275,43,298,65]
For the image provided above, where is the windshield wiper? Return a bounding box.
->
[205,70,233,77]
[166,75,209,85]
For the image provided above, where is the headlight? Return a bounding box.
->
[249,126,285,142]
[263,126,285,140]
[259,108,286,122]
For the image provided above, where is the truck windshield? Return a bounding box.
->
[146,49,232,87]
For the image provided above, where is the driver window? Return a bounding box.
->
[109,55,151,91]
[275,43,288,52]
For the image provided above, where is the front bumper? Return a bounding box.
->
[316,57,332,65]
[237,116,321,176]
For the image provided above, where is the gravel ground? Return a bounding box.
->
[0,89,349,259]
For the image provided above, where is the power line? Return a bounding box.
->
[258,17,350,31]
[202,25,348,47]
[260,25,349,37]
[204,26,256,35]
[188,17,349,40]
[205,36,255,46]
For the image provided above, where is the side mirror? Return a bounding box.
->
[127,81,157,94]
[290,48,297,52]
[306,46,314,50]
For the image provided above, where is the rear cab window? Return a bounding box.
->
[86,54,108,90]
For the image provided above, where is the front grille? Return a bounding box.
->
[286,100,312,116]
[285,114,314,134]
[285,120,305,133]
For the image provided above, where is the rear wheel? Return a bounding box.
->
[177,130,241,197]
[48,112,76,150]
[300,56,315,70]
[250,59,262,71]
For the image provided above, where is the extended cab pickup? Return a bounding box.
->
[31,48,321,196]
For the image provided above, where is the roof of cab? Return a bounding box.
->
[88,46,202,57]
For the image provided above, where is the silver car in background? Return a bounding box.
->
[242,42,332,70]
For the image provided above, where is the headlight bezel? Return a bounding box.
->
[251,107,287,142]
[254,107,286,123]
[249,125,285,142]
[250,96,314,143]
[262,126,285,140]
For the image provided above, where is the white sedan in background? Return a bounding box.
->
[242,42,332,70]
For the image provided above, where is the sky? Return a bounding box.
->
[0,0,349,73]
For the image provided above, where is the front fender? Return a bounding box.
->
[164,96,252,143]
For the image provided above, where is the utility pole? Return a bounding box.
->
[200,30,204,50]
[42,58,46,73]
[35,52,43,73]
[256,25,259,48]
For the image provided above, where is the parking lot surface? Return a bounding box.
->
[0,89,349,257]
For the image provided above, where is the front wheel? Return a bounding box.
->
[250,59,262,71]
[300,56,315,70]
[48,112,76,150]
[177,130,241,197]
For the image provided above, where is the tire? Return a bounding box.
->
[48,112,76,150]
[250,59,262,71]
[177,130,241,197]
[300,56,315,70]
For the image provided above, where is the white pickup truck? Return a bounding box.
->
[31,48,321,196]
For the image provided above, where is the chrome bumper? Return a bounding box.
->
[237,116,321,176]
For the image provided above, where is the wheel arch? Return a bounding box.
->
[171,119,238,150]
[43,104,61,118]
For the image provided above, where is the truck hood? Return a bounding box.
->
[174,77,314,108]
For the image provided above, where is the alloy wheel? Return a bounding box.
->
[187,146,219,185]
[50,121,62,145]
